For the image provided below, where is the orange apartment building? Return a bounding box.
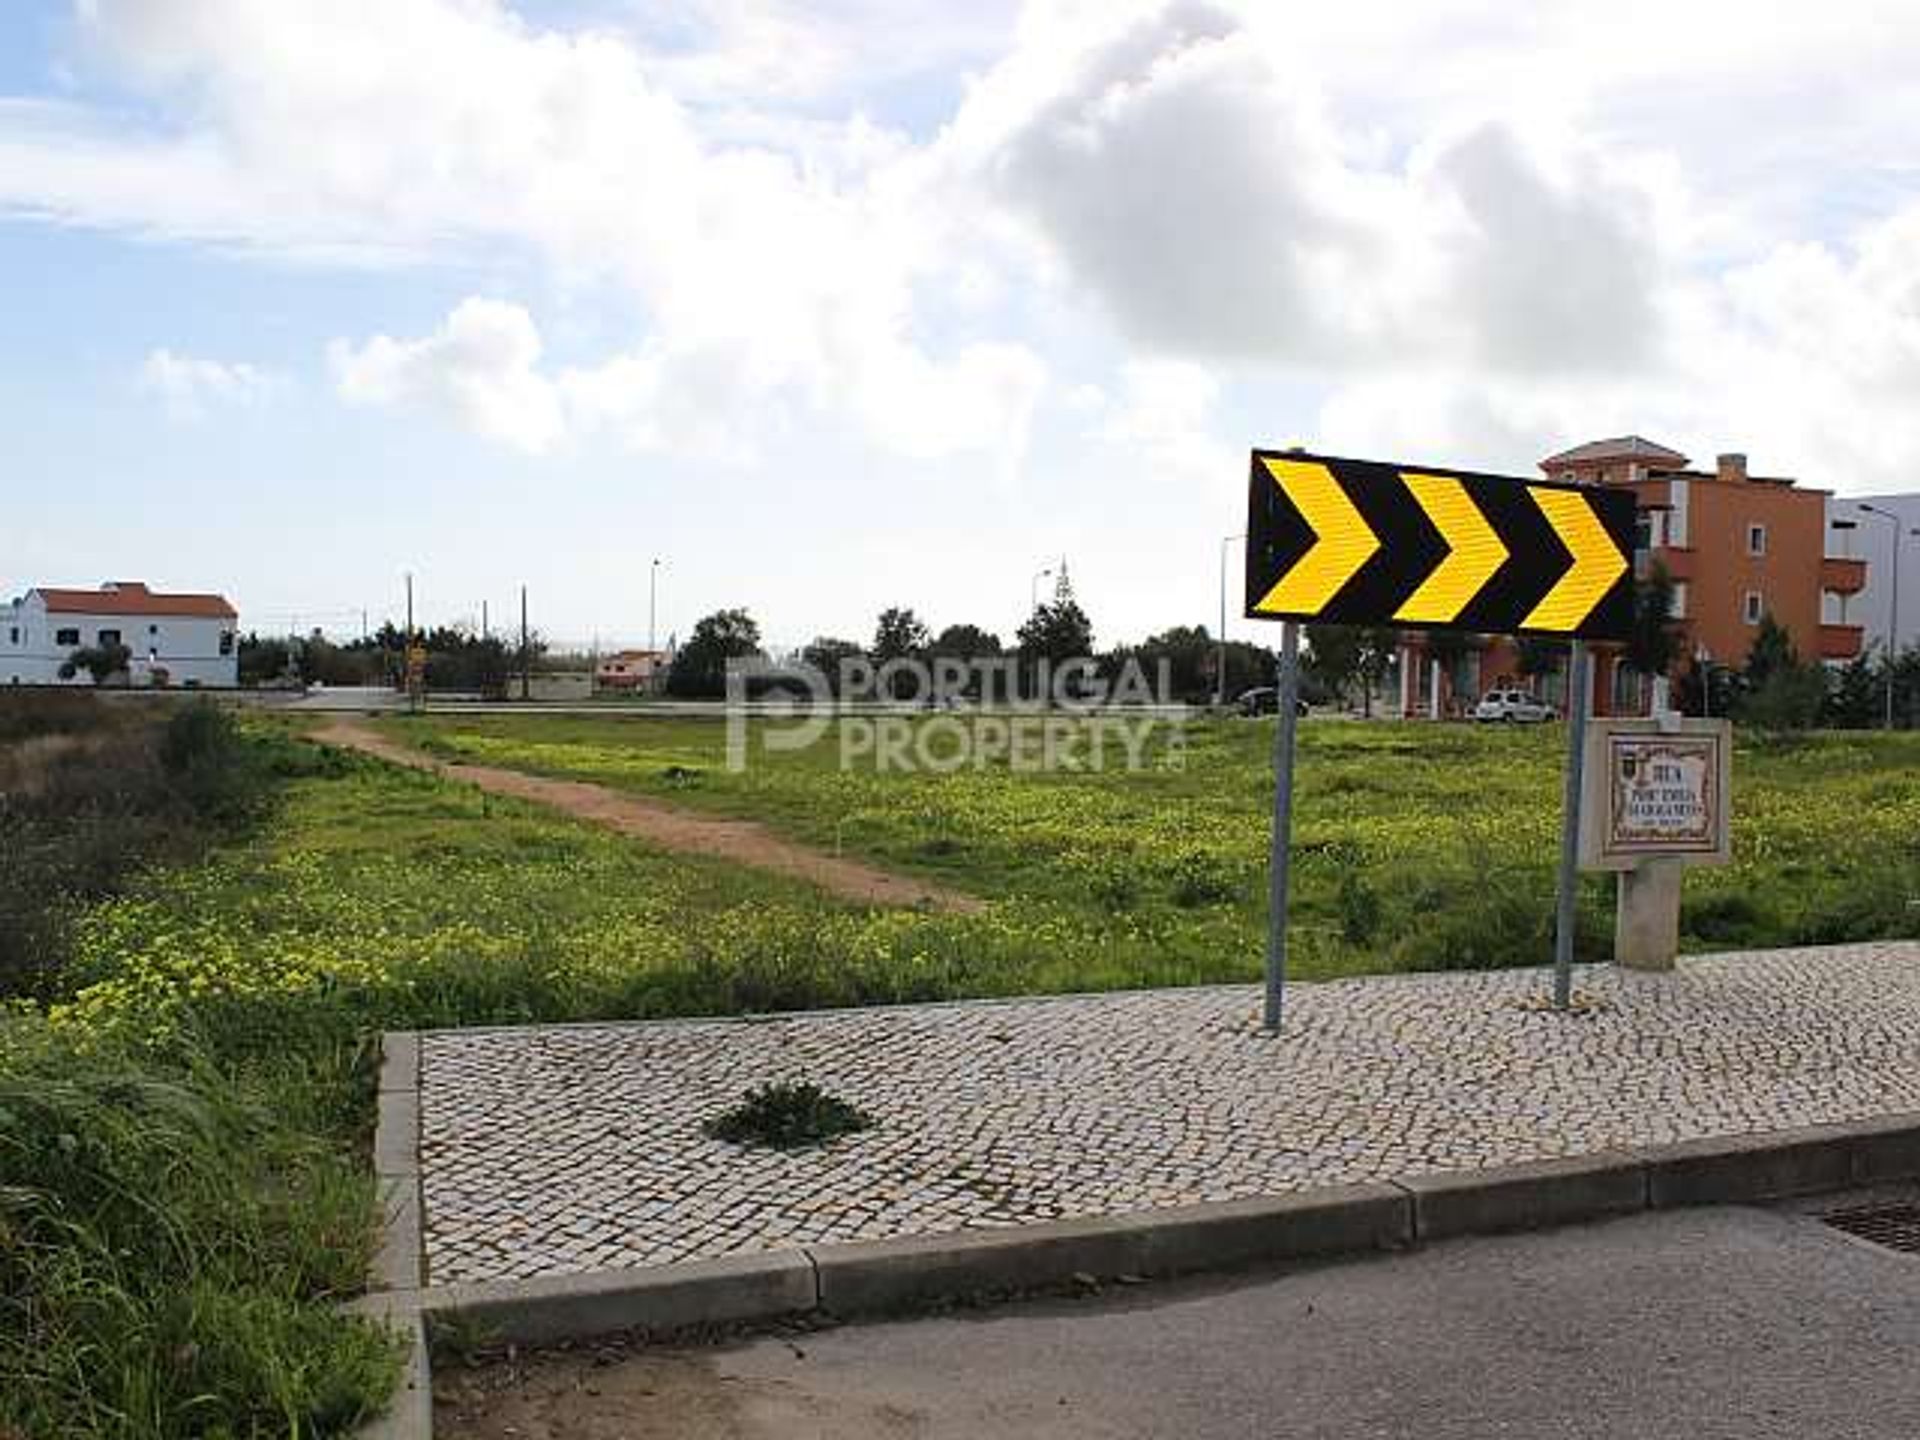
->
[1398,436,1867,716]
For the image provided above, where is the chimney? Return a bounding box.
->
[1716,453,1747,483]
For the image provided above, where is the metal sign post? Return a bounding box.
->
[1551,640,1591,1009]
[1263,621,1302,1032]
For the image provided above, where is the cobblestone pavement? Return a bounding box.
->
[418,942,1920,1284]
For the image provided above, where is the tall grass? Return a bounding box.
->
[0,697,401,1438]
[0,1031,396,1438]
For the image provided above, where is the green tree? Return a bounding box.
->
[870,607,931,663]
[667,608,763,698]
[1623,562,1682,704]
[1127,625,1213,701]
[928,624,1002,661]
[869,607,930,698]
[1824,651,1879,728]
[1304,624,1363,709]
[1675,658,1738,718]
[57,643,132,686]
[237,633,294,686]
[1514,634,1568,707]
[1737,614,1822,730]
[1017,566,1095,671]
[1355,626,1398,717]
[1743,613,1798,688]
[800,636,864,695]
[1220,639,1277,701]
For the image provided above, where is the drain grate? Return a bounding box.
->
[1821,1203,1920,1255]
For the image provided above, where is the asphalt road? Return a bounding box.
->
[438,1192,1920,1440]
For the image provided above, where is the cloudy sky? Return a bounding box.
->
[4,0,1918,651]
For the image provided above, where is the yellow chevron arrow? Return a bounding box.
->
[1522,486,1628,632]
[1251,457,1380,616]
[1393,473,1509,624]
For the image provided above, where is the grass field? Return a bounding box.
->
[390,711,1920,974]
[8,705,1917,1435]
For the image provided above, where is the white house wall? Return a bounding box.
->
[0,597,239,687]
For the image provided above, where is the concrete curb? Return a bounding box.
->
[812,1182,1412,1319]
[1400,1150,1649,1241]
[405,1110,1920,1349]
[352,1031,432,1440]
[417,1249,817,1346]
[346,1296,430,1440]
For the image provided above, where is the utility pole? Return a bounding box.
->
[520,585,530,702]
[482,600,489,640]
[405,572,419,712]
[1217,532,1244,708]
[650,558,660,654]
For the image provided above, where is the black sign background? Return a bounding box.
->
[1245,449,1636,641]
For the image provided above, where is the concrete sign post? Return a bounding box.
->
[1579,718,1733,970]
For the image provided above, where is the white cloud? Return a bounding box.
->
[138,347,276,419]
[330,296,1048,473]
[1084,359,1235,485]
[943,2,1668,375]
[23,1,1045,471]
[10,0,1920,498]
[329,299,566,455]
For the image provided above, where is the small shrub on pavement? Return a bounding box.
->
[704,1081,874,1150]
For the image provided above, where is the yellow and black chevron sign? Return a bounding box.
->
[1245,450,1635,640]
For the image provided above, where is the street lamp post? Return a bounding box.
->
[649,557,661,654]
[1030,566,1053,614]
[1859,504,1911,728]
[1217,532,1245,708]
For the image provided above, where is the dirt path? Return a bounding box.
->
[313,718,980,914]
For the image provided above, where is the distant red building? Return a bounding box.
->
[594,649,666,693]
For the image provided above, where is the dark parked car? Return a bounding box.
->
[1236,686,1309,717]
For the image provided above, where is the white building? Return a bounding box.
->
[1835,493,1920,662]
[1,581,240,688]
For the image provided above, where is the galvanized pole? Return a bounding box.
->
[1889,528,1902,729]
[649,558,659,654]
[1264,621,1302,1032]
[1552,640,1591,1010]
[1216,534,1241,709]
[1217,537,1227,709]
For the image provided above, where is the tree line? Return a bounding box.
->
[662,559,1920,728]
[222,566,1919,727]
[237,623,545,695]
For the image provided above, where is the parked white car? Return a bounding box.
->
[1472,688,1555,723]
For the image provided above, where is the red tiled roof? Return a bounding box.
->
[35,582,237,619]
[1541,436,1689,467]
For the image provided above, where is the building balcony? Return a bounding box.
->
[1821,556,1867,595]
[1641,545,1695,582]
[1819,623,1865,661]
